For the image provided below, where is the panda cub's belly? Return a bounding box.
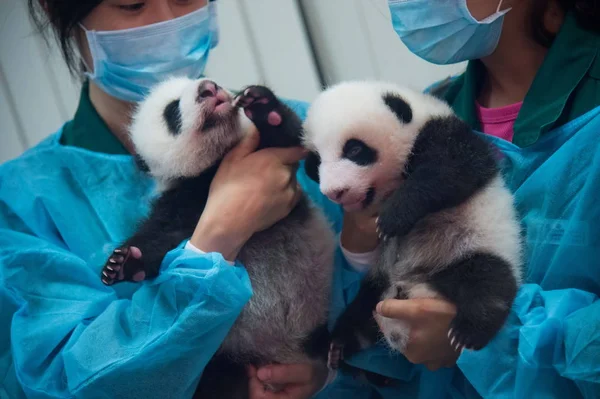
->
[381,176,521,295]
[218,199,335,364]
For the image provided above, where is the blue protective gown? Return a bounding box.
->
[0,136,256,398]
[316,106,600,399]
[2,97,600,399]
[0,100,344,399]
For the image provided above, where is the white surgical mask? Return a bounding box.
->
[388,0,510,65]
[80,3,218,103]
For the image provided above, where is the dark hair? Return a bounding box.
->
[531,0,600,47]
[28,0,102,75]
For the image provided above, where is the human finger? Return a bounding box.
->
[248,366,268,399]
[225,126,260,161]
[257,363,315,385]
[375,299,422,321]
[375,298,456,320]
[264,146,308,165]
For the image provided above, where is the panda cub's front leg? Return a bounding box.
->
[101,211,187,286]
[100,234,159,286]
[233,85,304,149]
[101,245,145,285]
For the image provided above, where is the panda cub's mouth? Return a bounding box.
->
[197,80,235,131]
[364,187,375,207]
[342,187,375,211]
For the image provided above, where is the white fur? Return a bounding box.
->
[130,77,253,186]
[375,176,522,352]
[304,80,523,354]
[303,81,453,207]
[129,77,337,366]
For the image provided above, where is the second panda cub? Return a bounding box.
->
[302,81,523,364]
[100,78,335,398]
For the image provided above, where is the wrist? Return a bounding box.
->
[341,213,379,253]
[191,215,252,262]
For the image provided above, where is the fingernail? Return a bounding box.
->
[257,368,271,381]
[376,302,382,314]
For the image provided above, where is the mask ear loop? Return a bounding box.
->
[496,0,512,14]
[77,23,95,75]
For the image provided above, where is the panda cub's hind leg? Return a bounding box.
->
[428,252,518,351]
[233,85,304,149]
[328,273,388,369]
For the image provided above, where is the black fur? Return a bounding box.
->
[329,112,515,374]
[303,323,332,361]
[330,273,387,360]
[376,116,498,239]
[164,99,182,136]
[107,166,217,281]
[235,85,303,150]
[383,93,413,124]
[100,85,327,398]
[304,152,321,183]
[192,354,249,399]
[428,252,518,350]
[133,154,150,173]
[331,252,517,374]
[342,139,378,166]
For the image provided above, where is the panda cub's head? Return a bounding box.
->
[130,77,252,185]
[302,81,454,212]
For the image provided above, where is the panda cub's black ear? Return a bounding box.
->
[383,93,413,124]
[134,154,150,173]
[304,152,321,183]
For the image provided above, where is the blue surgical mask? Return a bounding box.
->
[388,0,510,65]
[80,3,218,103]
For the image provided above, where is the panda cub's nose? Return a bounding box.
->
[326,188,348,203]
[198,80,218,99]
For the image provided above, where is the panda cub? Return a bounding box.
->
[100,78,335,398]
[302,81,523,364]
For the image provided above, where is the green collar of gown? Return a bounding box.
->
[60,81,129,155]
[437,12,600,147]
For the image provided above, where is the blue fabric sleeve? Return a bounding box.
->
[0,229,252,399]
[458,283,600,398]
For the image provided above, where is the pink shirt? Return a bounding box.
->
[475,101,523,142]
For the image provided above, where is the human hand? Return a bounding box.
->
[191,128,306,261]
[340,209,379,253]
[248,363,329,399]
[376,298,460,371]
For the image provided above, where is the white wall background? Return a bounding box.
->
[0,0,465,164]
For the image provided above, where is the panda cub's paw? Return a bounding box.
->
[233,85,283,127]
[327,342,344,370]
[447,315,496,352]
[376,206,412,241]
[101,246,145,286]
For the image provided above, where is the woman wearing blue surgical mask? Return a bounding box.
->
[314,1,600,398]
[0,1,333,398]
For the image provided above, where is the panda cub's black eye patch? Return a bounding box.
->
[164,99,182,136]
[342,139,377,166]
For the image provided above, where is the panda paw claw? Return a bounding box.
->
[447,317,494,352]
[327,342,344,370]
[101,246,144,286]
[233,85,282,127]
[376,204,416,240]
